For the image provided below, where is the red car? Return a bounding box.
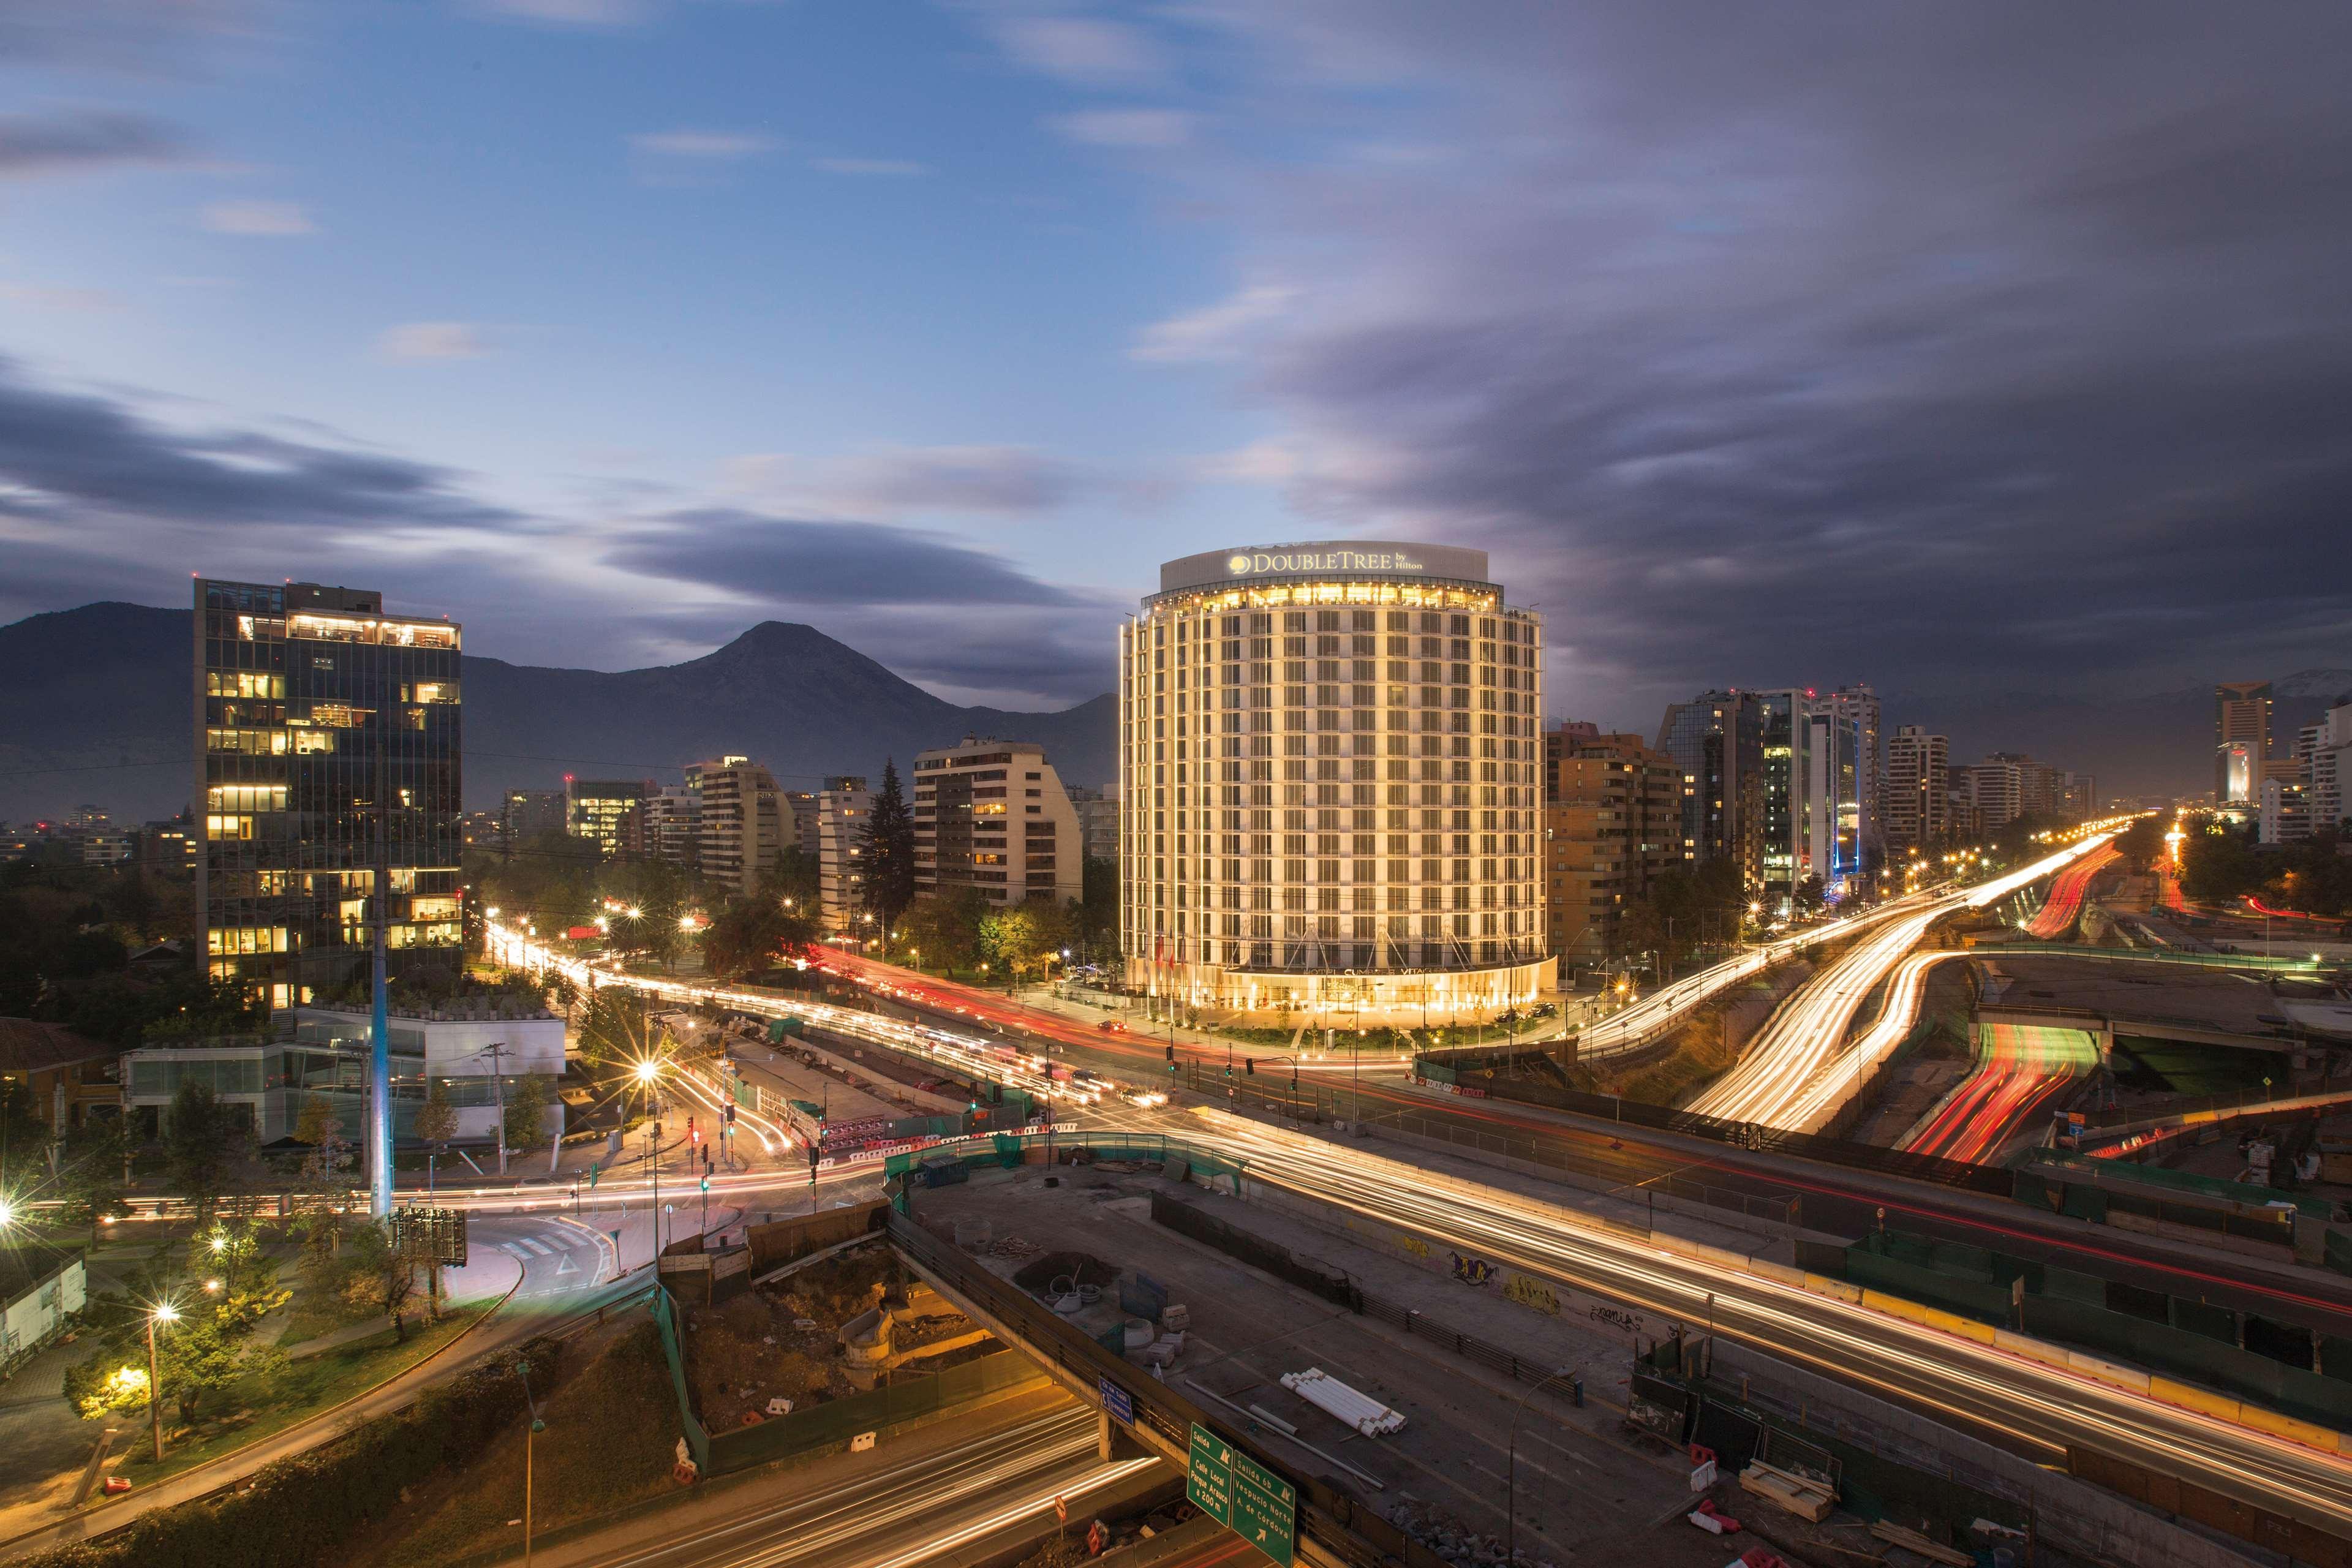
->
[1097,1020,1127,1034]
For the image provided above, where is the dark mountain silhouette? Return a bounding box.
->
[0,603,1115,823]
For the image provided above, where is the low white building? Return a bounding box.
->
[2,1253,86,1370]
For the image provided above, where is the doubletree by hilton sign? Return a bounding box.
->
[1158,541,1490,595]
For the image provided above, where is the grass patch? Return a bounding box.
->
[100,1306,485,1494]
[379,1319,680,1568]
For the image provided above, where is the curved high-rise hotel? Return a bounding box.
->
[1119,543,1551,1027]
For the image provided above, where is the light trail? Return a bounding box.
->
[1574,889,1950,1060]
[2022,843,2118,940]
[479,918,2352,1534]
[1177,1107,2352,1541]
[1904,1023,2099,1165]
[1688,831,2123,1131]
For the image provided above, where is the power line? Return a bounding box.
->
[1,748,892,783]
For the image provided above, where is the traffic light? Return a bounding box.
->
[724,1102,736,1125]
[699,1175,710,1194]
[1164,1044,1175,1064]
[1245,1058,1255,1076]
[587,1160,600,1189]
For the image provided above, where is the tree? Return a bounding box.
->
[341,1220,420,1341]
[900,886,988,973]
[861,758,918,933]
[2181,816,2264,903]
[55,1118,134,1242]
[1077,856,1119,953]
[502,1074,552,1155]
[294,1094,355,1193]
[2112,816,2167,873]
[702,894,815,976]
[413,1076,459,1149]
[0,1075,45,1194]
[163,1080,249,1227]
[64,1238,287,1423]
[981,900,1076,986]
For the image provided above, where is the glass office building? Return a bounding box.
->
[194,579,463,1012]
[1120,543,1551,1027]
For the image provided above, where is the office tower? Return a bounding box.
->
[565,778,649,857]
[686,755,786,896]
[1753,688,1816,907]
[1119,542,1550,1026]
[911,735,1082,907]
[1656,690,1765,881]
[2214,680,2272,805]
[195,578,461,1011]
[816,775,872,933]
[1543,727,1678,965]
[1883,726,1948,853]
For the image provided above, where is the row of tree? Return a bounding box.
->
[2180,819,2352,917]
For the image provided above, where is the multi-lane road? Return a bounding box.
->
[1689,833,2118,1131]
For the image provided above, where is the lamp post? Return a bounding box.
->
[1506,1366,1580,1561]
[635,1058,665,1254]
[145,1302,180,1461]
[517,1359,549,1567]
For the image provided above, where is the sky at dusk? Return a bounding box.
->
[2,2,2346,729]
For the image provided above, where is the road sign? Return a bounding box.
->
[1232,1449,1297,1566]
[1099,1376,1133,1425]
[1185,1423,1295,1566]
[390,1207,468,1267]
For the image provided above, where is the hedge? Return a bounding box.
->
[23,1338,564,1568]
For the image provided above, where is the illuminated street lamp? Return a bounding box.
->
[145,1302,181,1461]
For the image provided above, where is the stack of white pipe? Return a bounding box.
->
[1280,1368,1406,1436]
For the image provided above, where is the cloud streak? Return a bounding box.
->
[202,198,312,235]
[0,108,189,176]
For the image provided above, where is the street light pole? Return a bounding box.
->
[145,1304,178,1462]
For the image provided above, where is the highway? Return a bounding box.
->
[1904,1023,2098,1165]
[1688,833,2118,1131]
[554,1408,1156,1568]
[2022,842,2119,939]
[1166,1106,2352,1544]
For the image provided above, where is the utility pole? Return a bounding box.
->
[483,1041,513,1176]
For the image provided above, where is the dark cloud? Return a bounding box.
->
[0,356,519,532]
[0,109,187,175]
[606,511,1091,608]
[1093,4,2352,718]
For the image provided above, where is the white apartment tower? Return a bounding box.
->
[1883,726,1949,853]
[816,775,872,933]
[687,755,788,897]
[1119,542,1552,1027]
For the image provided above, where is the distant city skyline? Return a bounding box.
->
[3,4,2347,729]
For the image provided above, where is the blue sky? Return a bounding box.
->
[4,2,2347,728]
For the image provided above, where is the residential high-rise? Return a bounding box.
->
[566,778,650,857]
[1807,700,1863,894]
[1883,726,1948,853]
[911,735,1082,908]
[1543,728,1678,966]
[2307,698,2352,836]
[1118,542,1550,1025]
[687,755,786,896]
[2215,680,2272,805]
[645,784,701,872]
[1066,786,1121,863]
[816,775,872,933]
[1656,690,1764,881]
[195,578,461,1011]
[1823,684,1882,857]
[785,791,818,854]
[1952,760,2024,832]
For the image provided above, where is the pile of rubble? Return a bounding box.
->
[1382,1498,1556,1568]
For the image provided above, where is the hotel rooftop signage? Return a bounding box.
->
[1158,541,1490,594]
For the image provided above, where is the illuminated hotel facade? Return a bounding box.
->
[1119,543,1553,1028]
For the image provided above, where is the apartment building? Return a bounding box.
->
[1883,726,1949,853]
[1543,729,1678,965]
[911,736,1082,909]
[816,775,872,933]
[566,777,650,857]
[687,755,788,896]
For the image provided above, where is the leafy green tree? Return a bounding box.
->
[0,1075,45,1193]
[502,1074,552,1154]
[294,1094,355,1193]
[900,886,988,973]
[1077,856,1119,953]
[2181,816,2264,903]
[980,900,1076,985]
[413,1076,459,1149]
[861,758,918,932]
[702,894,815,976]
[55,1118,134,1242]
[341,1220,420,1341]
[2112,816,2167,873]
[164,1080,250,1226]
[64,1236,288,1423]
[761,844,822,910]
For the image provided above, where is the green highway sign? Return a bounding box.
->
[1185,1423,1295,1566]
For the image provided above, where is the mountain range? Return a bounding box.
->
[1,600,2342,824]
[0,603,1116,823]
